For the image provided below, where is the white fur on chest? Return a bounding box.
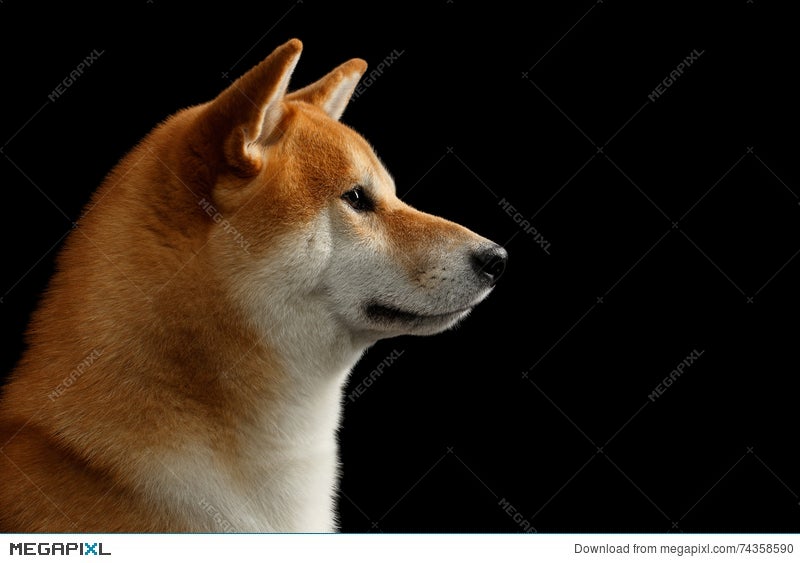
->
[152,366,350,532]
[155,221,366,532]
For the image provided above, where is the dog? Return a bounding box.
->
[0,39,507,532]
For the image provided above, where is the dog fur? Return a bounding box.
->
[0,39,506,532]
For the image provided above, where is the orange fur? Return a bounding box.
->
[1,42,310,532]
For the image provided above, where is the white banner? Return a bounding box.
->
[3,533,797,562]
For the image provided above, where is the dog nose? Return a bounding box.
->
[471,244,508,285]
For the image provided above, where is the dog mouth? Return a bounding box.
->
[364,302,473,324]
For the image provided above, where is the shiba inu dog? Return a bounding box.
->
[0,39,506,532]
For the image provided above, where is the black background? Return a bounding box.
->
[1,2,798,533]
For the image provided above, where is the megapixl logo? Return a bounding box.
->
[9,542,111,556]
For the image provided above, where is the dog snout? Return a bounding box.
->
[470,244,508,286]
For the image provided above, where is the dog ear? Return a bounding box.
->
[201,38,302,176]
[286,58,367,121]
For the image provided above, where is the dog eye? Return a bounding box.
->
[342,186,374,212]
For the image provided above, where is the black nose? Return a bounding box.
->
[471,244,508,285]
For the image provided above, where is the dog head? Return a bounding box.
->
[191,39,506,345]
